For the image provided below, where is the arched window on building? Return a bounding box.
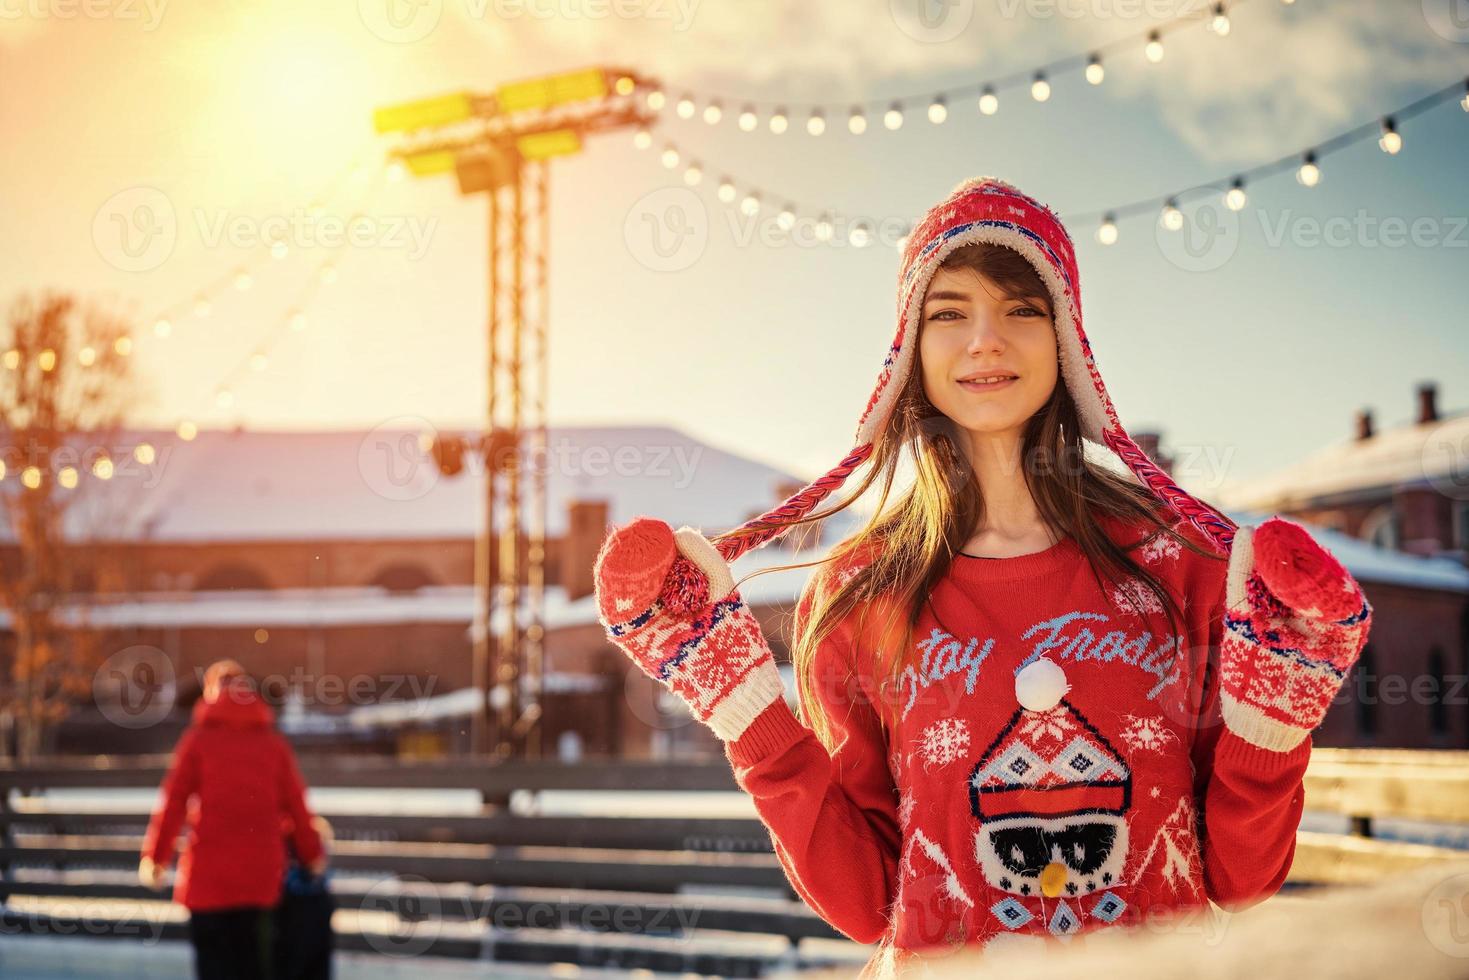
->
[368,563,439,594]
[1361,505,1400,552]
[1428,647,1449,739]
[195,563,272,592]
[1356,644,1378,742]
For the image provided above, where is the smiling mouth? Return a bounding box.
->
[958,375,1019,391]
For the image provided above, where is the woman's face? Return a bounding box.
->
[917,263,1058,440]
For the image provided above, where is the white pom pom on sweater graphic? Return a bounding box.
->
[1015,657,1070,712]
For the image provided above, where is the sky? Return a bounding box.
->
[3,0,1468,507]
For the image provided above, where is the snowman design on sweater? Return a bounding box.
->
[968,658,1132,938]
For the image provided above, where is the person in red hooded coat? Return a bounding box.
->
[140,660,326,980]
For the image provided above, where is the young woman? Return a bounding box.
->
[593,177,1372,973]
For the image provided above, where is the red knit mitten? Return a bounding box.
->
[593,517,785,741]
[1219,517,1373,752]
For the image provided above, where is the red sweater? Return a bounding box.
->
[726,516,1311,964]
[142,691,324,912]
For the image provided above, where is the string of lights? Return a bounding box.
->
[636,75,1469,248]
[630,0,1292,134]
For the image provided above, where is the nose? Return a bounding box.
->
[965,309,1007,355]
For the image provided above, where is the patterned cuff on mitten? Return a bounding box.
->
[1219,523,1372,753]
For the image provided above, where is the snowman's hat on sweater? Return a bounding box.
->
[713,176,1237,564]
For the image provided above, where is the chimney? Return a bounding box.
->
[1356,409,1374,441]
[561,499,609,602]
[1417,382,1438,425]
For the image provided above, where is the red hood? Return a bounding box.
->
[191,690,274,728]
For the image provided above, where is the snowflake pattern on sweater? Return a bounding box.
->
[725,515,1348,968]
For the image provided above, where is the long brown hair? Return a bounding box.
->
[710,243,1226,752]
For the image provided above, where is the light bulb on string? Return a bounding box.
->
[250,352,268,372]
[807,110,826,135]
[215,389,234,409]
[740,192,760,216]
[93,457,114,480]
[78,346,96,366]
[154,318,172,339]
[661,145,679,168]
[1210,3,1230,35]
[1461,79,1469,112]
[1031,72,1051,102]
[676,95,695,119]
[646,89,665,111]
[777,205,796,230]
[177,420,198,441]
[928,97,947,124]
[114,336,132,357]
[703,101,723,125]
[884,102,904,130]
[850,223,871,248]
[1145,31,1164,63]
[815,213,834,242]
[386,160,407,182]
[632,127,652,150]
[769,108,789,134]
[270,239,289,260]
[613,75,635,97]
[717,178,736,203]
[289,310,308,332]
[1086,55,1105,85]
[234,269,252,291]
[319,262,338,284]
[848,107,868,134]
[193,295,212,318]
[683,162,702,186]
[1296,151,1320,186]
[1378,117,1402,154]
[1225,178,1247,211]
[738,106,758,132]
[978,87,999,115]
[1160,198,1183,231]
[1096,214,1118,245]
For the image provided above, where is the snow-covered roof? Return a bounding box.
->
[1227,509,1469,594]
[4,425,823,544]
[1218,413,1469,510]
[5,533,836,632]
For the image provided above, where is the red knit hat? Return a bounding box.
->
[713,176,1237,563]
